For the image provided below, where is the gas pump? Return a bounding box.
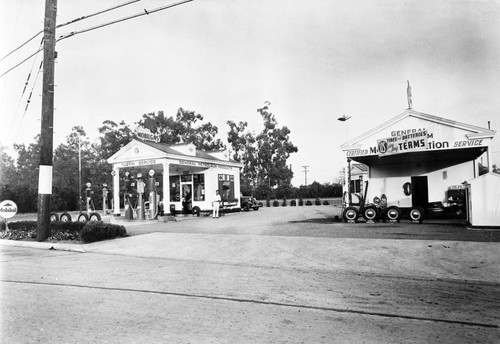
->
[85,182,93,213]
[136,173,145,220]
[124,172,134,220]
[102,184,108,215]
[148,169,158,219]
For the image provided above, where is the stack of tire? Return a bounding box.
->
[50,212,101,223]
[342,205,425,223]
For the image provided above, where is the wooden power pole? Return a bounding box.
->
[37,0,57,241]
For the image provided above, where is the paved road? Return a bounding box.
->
[1,206,499,343]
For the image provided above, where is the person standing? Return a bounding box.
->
[212,190,221,218]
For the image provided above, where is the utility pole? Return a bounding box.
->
[37,0,57,241]
[302,165,309,186]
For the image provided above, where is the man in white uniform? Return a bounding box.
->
[213,190,221,218]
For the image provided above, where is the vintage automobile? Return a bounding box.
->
[240,195,260,211]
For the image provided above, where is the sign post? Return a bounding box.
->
[0,200,18,233]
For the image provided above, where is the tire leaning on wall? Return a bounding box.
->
[385,206,402,222]
[343,206,359,222]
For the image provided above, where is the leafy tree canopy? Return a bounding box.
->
[138,108,225,151]
[227,102,298,197]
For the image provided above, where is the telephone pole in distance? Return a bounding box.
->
[302,165,309,186]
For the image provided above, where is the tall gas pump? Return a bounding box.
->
[136,173,145,220]
[85,182,93,213]
[148,169,158,219]
[124,172,134,220]
[102,183,108,215]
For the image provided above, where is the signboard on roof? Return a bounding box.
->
[134,126,160,143]
[377,129,428,156]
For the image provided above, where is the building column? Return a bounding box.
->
[235,168,241,207]
[113,165,121,216]
[163,161,170,209]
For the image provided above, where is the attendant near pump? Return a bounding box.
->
[212,190,221,218]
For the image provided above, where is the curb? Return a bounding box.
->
[0,239,86,253]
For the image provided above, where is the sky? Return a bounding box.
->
[1,0,499,186]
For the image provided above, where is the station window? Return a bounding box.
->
[218,174,235,201]
[350,179,362,194]
[193,174,205,201]
[170,176,180,202]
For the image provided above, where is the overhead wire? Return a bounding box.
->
[57,0,194,42]
[0,0,142,63]
[7,38,44,144]
[0,0,194,79]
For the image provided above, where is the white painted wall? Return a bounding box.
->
[468,173,500,226]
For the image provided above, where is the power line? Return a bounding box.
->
[0,0,142,63]
[56,0,141,29]
[0,47,43,79]
[57,0,194,42]
[0,0,194,79]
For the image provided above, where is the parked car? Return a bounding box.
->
[240,196,260,211]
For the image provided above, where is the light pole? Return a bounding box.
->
[338,114,352,205]
[77,132,84,214]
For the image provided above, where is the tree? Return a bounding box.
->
[0,145,17,202]
[97,120,133,161]
[227,120,258,193]
[228,102,297,198]
[255,103,297,188]
[9,136,42,212]
[138,108,225,151]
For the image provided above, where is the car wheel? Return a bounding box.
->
[363,206,378,222]
[253,206,259,211]
[409,207,425,223]
[243,203,250,211]
[60,212,72,222]
[192,206,201,217]
[386,206,402,222]
[343,206,359,222]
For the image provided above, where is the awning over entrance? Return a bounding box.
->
[350,147,488,167]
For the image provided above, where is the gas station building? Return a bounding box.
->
[340,109,498,226]
[107,138,243,217]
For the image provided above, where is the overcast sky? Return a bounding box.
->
[1,0,499,185]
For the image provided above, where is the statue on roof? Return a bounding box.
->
[407,80,413,110]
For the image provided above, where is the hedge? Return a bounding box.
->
[0,220,126,243]
[80,222,126,243]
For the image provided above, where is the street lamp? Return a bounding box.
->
[338,114,352,205]
[337,114,351,122]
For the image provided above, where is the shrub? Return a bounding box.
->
[323,200,330,205]
[0,220,126,243]
[80,221,127,243]
[282,199,287,207]
[315,198,321,205]
[306,200,313,206]
[266,199,271,207]
[0,221,37,240]
[290,200,296,206]
[273,200,279,207]
[299,199,304,206]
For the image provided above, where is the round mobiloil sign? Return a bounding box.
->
[0,200,18,219]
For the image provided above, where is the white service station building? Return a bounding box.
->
[107,138,243,217]
[340,109,498,226]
